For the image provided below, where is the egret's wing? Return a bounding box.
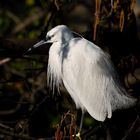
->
[62,38,112,121]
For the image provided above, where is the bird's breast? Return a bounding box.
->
[47,44,63,90]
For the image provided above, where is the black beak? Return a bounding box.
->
[27,40,45,52]
[27,36,50,52]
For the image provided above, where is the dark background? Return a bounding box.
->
[0,0,140,139]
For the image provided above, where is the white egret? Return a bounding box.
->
[28,25,137,133]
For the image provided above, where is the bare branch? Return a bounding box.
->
[0,58,11,65]
[11,8,46,34]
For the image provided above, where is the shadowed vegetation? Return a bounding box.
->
[0,0,140,139]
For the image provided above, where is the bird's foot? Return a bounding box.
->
[72,132,81,140]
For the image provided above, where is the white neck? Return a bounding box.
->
[47,30,74,92]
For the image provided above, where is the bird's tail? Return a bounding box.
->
[110,81,137,111]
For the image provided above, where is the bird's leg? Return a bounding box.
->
[75,111,84,140]
[79,111,84,132]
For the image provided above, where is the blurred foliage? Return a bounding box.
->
[0,0,140,140]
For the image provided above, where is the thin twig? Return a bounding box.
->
[0,128,36,140]
[0,58,11,65]
[11,9,46,34]
[121,115,139,140]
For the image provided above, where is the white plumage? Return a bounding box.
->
[32,25,136,122]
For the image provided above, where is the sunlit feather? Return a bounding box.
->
[33,25,137,121]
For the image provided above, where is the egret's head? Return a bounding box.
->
[46,25,73,43]
[28,25,73,51]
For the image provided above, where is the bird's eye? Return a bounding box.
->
[50,34,54,38]
[44,36,51,41]
[47,36,51,40]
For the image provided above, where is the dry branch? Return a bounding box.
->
[11,9,46,35]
